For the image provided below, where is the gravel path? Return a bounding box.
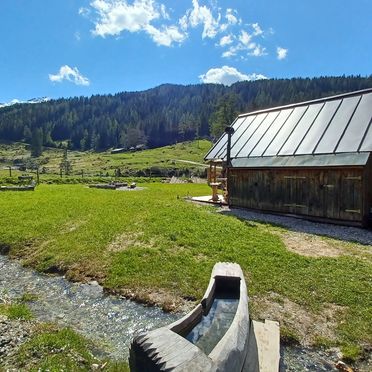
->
[218,207,372,246]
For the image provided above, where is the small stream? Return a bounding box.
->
[0,255,179,360]
[0,255,346,370]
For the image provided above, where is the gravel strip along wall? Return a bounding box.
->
[218,207,372,246]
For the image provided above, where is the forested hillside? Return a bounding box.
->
[0,76,371,153]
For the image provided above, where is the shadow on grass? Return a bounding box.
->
[0,243,11,255]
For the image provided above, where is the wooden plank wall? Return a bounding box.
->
[228,167,365,224]
[363,155,372,225]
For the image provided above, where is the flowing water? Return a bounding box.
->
[186,297,239,355]
[0,255,179,360]
[0,255,354,370]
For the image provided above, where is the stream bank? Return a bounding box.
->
[0,254,366,371]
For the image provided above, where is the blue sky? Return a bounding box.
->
[0,0,371,103]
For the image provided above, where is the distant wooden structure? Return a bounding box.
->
[111,148,126,154]
[0,173,36,192]
[207,160,225,202]
[205,89,372,227]
[89,181,128,190]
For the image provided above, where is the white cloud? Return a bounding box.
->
[89,0,186,46]
[221,37,266,59]
[79,7,91,17]
[277,46,288,60]
[199,66,267,86]
[74,31,81,41]
[251,22,263,36]
[249,44,267,57]
[81,1,281,58]
[49,65,90,86]
[179,14,189,31]
[91,0,160,36]
[221,44,244,58]
[239,30,252,46]
[159,4,169,20]
[220,21,273,59]
[222,48,237,58]
[186,0,221,39]
[146,24,186,46]
[225,9,239,25]
[219,34,233,47]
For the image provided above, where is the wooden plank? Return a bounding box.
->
[228,165,367,225]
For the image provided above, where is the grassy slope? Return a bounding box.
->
[0,297,129,371]
[0,140,212,178]
[15,325,129,371]
[0,184,371,357]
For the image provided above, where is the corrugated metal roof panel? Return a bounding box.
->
[205,89,372,163]
[360,119,372,152]
[218,115,257,159]
[264,106,308,156]
[336,93,372,153]
[279,103,324,156]
[314,95,361,154]
[230,113,267,158]
[295,99,341,155]
[237,111,280,157]
[231,153,370,168]
[250,108,293,157]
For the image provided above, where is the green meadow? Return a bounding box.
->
[0,183,371,360]
[0,140,212,179]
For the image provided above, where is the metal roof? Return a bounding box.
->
[231,153,370,168]
[205,88,372,167]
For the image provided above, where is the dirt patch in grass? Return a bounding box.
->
[280,232,345,258]
[107,232,146,252]
[278,231,372,259]
[113,287,195,313]
[61,220,87,233]
[66,260,109,283]
[251,292,347,346]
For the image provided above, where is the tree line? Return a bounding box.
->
[0,75,371,156]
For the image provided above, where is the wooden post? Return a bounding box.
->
[36,168,40,184]
[81,169,84,178]
[8,166,12,177]
[60,168,63,178]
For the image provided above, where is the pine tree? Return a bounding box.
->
[59,147,72,175]
[209,94,239,139]
[31,127,43,157]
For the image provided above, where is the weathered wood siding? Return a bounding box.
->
[228,166,367,225]
[363,155,372,225]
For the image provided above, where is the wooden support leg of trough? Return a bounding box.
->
[211,183,219,202]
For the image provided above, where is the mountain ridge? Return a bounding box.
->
[1,76,371,153]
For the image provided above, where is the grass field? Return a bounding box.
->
[0,183,371,361]
[0,140,212,180]
[0,295,129,371]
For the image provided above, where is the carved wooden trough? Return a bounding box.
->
[88,182,131,190]
[0,182,36,192]
[129,262,280,371]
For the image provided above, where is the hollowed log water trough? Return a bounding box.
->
[129,262,280,371]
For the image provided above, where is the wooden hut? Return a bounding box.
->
[205,88,372,227]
